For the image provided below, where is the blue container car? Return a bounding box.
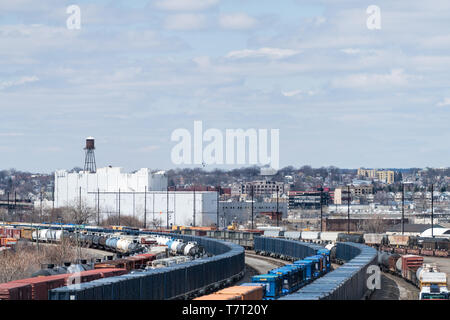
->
[303,256,322,278]
[269,267,294,295]
[294,260,313,283]
[251,274,282,299]
[317,249,331,272]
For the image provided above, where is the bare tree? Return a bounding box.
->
[0,241,77,284]
[358,215,387,233]
[63,200,96,224]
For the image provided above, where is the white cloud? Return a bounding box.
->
[0,76,39,90]
[219,13,257,30]
[331,69,419,88]
[155,0,219,11]
[340,48,361,55]
[282,90,318,97]
[226,47,301,60]
[436,98,450,107]
[164,14,207,30]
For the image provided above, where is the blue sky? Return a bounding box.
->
[0,0,449,173]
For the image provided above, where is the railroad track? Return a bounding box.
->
[245,251,288,268]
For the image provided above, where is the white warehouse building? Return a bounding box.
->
[54,167,218,227]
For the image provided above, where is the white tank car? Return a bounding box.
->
[184,242,198,256]
[40,229,49,241]
[116,238,132,252]
[170,240,186,254]
[156,236,171,245]
[55,230,66,241]
[396,258,402,273]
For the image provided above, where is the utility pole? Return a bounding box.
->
[431,184,434,238]
[78,186,81,224]
[173,186,176,226]
[40,190,43,223]
[320,187,323,232]
[166,186,169,229]
[216,186,220,228]
[144,187,147,229]
[251,185,254,229]
[133,191,136,220]
[193,186,196,227]
[52,184,55,215]
[402,183,405,235]
[276,186,279,227]
[347,185,350,234]
[118,188,121,226]
[152,192,155,226]
[97,188,100,226]
[3,191,9,222]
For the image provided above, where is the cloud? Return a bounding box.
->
[340,48,361,55]
[331,69,419,89]
[164,13,207,30]
[219,13,257,30]
[281,90,318,97]
[437,98,450,107]
[154,0,219,11]
[226,47,301,60]
[0,76,39,90]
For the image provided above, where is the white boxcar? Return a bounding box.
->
[263,230,281,237]
[284,231,301,240]
[320,232,340,242]
[301,231,320,240]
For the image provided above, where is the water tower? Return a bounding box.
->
[84,137,96,173]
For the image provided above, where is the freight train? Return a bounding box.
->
[194,248,331,300]
[0,223,204,257]
[377,252,449,300]
[200,228,448,258]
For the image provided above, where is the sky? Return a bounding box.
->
[0,0,449,173]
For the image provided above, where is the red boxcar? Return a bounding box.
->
[0,282,32,300]
[401,255,423,280]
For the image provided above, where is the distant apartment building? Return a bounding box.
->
[240,180,285,196]
[288,190,332,209]
[334,184,373,204]
[357,168,377,178]
[358,168,395,184]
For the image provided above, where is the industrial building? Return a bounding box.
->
[219,200,287,226]
[53,166,218,227]
[239,180,285,196]
[288,190,332,209]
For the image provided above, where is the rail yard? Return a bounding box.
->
[0,222,448,301]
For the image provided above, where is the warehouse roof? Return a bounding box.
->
[387,224,443,233]
[420,228,450,237]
